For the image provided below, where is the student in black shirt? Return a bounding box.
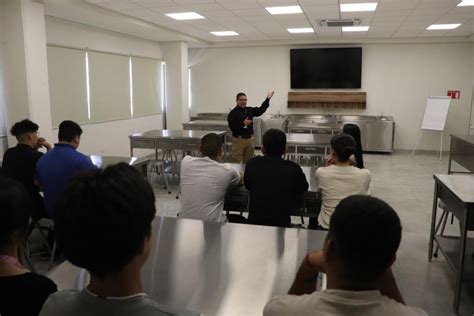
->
[0,177,57,316]
[227,91,274,163]
[244,129,309,227]
[1,119,51,220]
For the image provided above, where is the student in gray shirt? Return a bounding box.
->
[40,163,179,316]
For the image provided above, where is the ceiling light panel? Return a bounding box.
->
[340,3,378,12]
[265,6,303,15]
[165,12,205,20]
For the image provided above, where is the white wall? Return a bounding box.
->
[189,43,473,150]
[52,115,162,157]
[0,0,7,154]
[45,16,164,156]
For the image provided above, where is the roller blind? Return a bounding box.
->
[88,51,130,122]
[47,46,88,127]
[132,57,161,116]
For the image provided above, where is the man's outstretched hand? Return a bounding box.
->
[267,91,275,99]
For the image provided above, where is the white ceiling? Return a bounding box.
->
[82,0,474,43]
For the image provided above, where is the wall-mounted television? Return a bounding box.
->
[290,47,362,89]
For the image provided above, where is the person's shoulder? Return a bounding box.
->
[139,298,181,315]
[379,296,428,316]
[264,294,318,316]
[24,272,57,290]
[40,289,81,315]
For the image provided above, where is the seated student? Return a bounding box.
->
[0,177,57,316]
[40,163,175,316]
[179,133,242,222]
[1,119,52,220]
[245,129,309,227]
[35,120,97,216]
[264,195,427,316]
[342,123,364,169]
[316,133,371,229]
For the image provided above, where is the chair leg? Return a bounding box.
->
[48,241,57,271]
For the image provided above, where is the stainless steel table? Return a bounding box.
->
[48,217,327,315]
[448,134,474,174]
[129,130,227,160]
[285,133,332,156]
[428,174,474,312]
[90,155,150,179]
[182,120,230,132]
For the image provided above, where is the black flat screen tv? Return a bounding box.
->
[290,47,362,89]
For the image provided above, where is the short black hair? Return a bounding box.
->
[58,120,82,142]
[0,177,31,252]
[343,124,364,169]
[201,133,223,158]
[10,119,39,136]
[54,163,156,278]
[262,129,286,157]
[236,92,247,100]
[330,133,356,162]
[328,195,402,284]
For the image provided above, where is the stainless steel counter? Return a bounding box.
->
[448,134,474,174]
[48,217,327,315]
[182,120,230,132]
[191,113,395,153]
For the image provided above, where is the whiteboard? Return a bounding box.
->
[421,96,451,131]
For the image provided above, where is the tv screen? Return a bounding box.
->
[290,48,362,89]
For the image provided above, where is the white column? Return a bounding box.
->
[161,41,189,130]
[0,0,53,146]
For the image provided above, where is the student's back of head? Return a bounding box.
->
[330,133,356,162]
[262,129,286,157]
[0,177,31,253]
[200,133,223,159]
[10,119,39,140]
[343,124,364,168]
[328,195,402,285]
[54,163,156,278]
[58,120,82,143]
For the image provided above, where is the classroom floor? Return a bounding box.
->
[31,152,473,315]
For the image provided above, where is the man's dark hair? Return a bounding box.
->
[330,133,356,162]
[343,124,364,169]
[262,129,286,157]
[236,92,247,101]
[328,195,402,284]
[58,120,82,142]
[0,177,31,252]
[10,119,39,136]
[201,133,223,158]
[54,163,156,278]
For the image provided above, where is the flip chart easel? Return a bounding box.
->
[412,96,451,160]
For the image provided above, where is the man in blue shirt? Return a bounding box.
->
[36,120,97,216]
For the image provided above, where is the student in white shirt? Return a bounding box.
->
[316,133,371,229]
[179,133,242,222]
[264,195,427,316]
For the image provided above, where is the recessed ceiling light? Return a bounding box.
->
[165,12,205,20]
[340,3,377,12]
[287,28,314,34]
[458,0,474,6]
[427,24,461,30]
[211,31,239,36]
[265,6,303,15]
[342,26,370,32]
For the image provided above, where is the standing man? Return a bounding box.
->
[227,91,274,163]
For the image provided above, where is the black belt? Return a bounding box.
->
[233,135,252,139]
